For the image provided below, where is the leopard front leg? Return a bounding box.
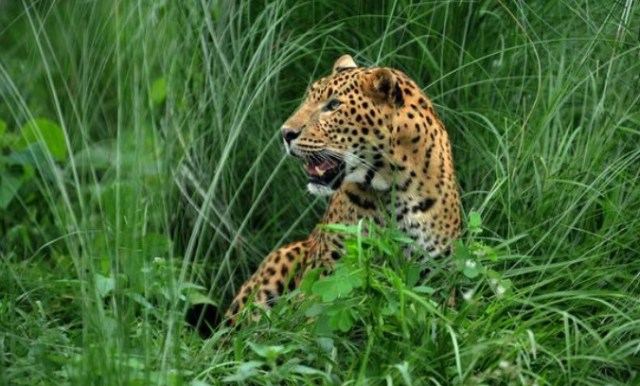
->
[224,240,309,325]
[223,188,367,326]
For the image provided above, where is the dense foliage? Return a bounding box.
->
[1,1,639,384]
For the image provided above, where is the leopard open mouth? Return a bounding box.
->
[303,153,345,189]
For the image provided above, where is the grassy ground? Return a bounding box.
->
[1,1,639,385]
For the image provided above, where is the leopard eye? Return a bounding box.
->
[323,99,342,112]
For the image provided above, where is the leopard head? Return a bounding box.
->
[281,55,404,195]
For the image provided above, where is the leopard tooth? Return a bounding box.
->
[315,166,326,176]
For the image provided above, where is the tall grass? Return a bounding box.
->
[1,0,639,384]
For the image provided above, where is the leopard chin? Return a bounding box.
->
[307,183,336,196]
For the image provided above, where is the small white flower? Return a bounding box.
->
[499,360,510,369]
[465,260,477,269]
[496,285,506,297]
[462,290,474,301]
[489,278,498,286]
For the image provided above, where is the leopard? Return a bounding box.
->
[223,54,460,325]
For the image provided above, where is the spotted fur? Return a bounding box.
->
[224,55,460,325]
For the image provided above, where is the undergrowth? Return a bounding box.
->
[1,0,639,385]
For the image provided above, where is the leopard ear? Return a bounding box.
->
[333,54,358,74]
[362,68,404,107]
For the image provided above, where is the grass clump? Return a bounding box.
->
[1,0,639,385]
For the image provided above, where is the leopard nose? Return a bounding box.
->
[282,127,301,145]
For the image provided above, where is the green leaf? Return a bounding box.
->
[291,364,328,377]
[462,259,483,279]
[222,361,263,382]
[312,277,353,302]
[73,143,116,170]
[328,306,354,332]
[304,303,325,318]
[316,337,334,352]
[413,286,436,295]
[187,292,217,306]
[472,243,498,262]
[313,265,364,302]
[454,240,472,271]
[499,278,512,291]
[300,268,321,295]
[314,314,332,334]
[19,118,67,161]
[321,223,361,234]
[376,238,397,257]
[390,229,415,244]
[94,273,115,298]
[394,362,413,386]
[0,121,21,150]
[127,292,154,310]
[247,341,285,362]
[463,266,480,278]
[406,264,421,287]
[337,266,365,288]
[0,172,23,209]
[469,211,483,234]
[150,77,167,105]
[4,143,49,166]
[381,299,398,315]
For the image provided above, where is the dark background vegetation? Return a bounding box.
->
[1,1,639,384]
